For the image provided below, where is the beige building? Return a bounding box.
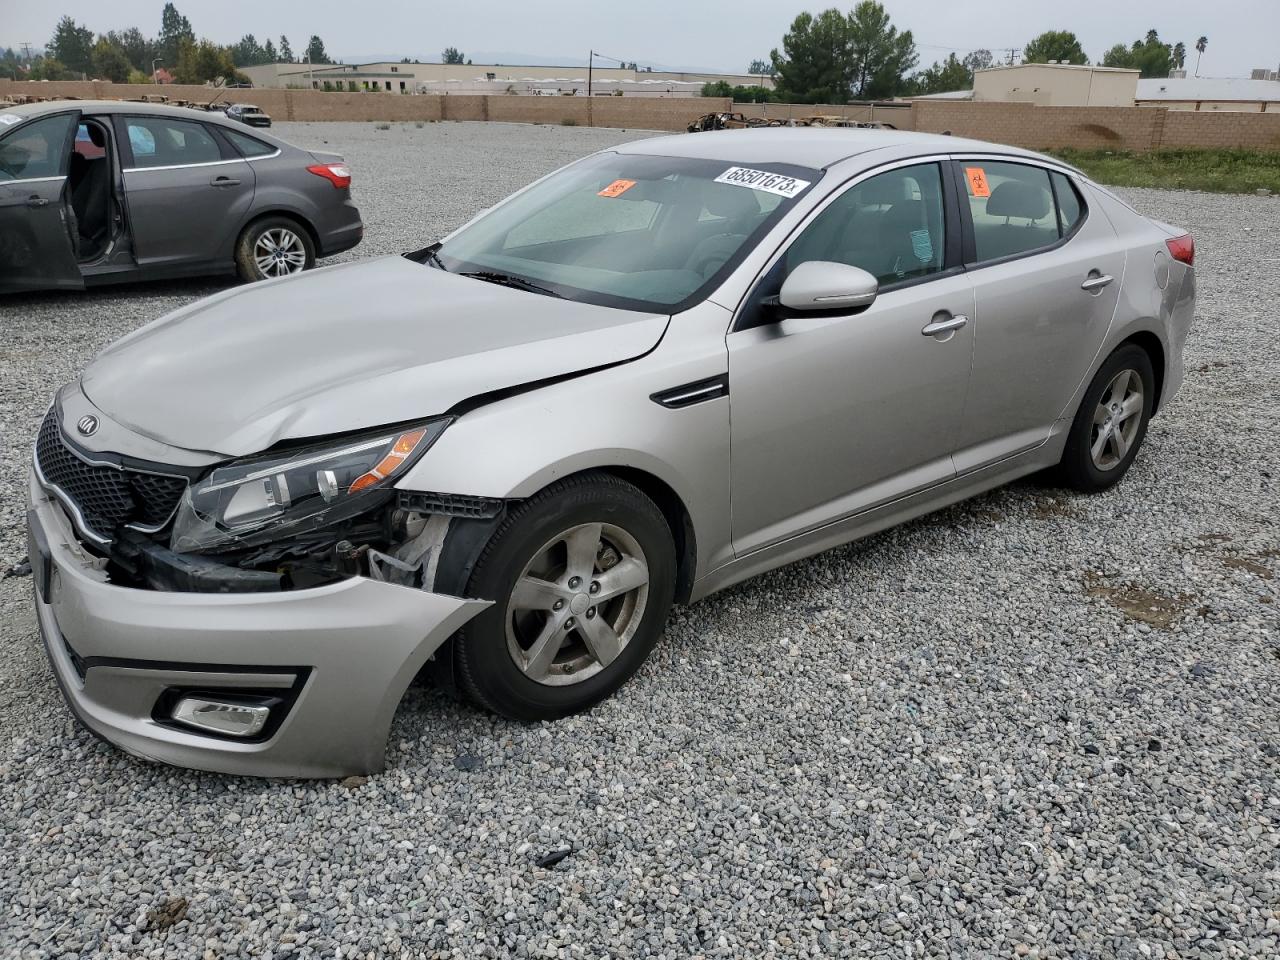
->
[972,63,1139,107]
[240,61,772,95]
[1136,76,1280,112]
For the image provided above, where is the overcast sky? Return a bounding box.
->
[4,0,1276,78]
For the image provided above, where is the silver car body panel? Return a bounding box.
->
[27,128,1193,775]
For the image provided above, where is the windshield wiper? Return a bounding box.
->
[459,270,565,299]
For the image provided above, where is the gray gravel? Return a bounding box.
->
[2,123,1278,959]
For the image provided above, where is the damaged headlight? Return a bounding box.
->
[171,420,450,553]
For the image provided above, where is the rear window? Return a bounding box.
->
[125,116,222,168]
[224,129,276,158]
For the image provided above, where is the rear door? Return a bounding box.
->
[0,111,84,292]
[950,158,1125,472]
[115,113,255,272]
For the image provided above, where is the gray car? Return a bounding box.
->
[0,100,361,292]
[26,129,1195,777]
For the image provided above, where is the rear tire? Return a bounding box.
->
[235,216,315,282]
[1054,344,1155,493]
[455,472,676,722]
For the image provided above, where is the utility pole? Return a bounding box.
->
[152,57,163,83]
[20,42,33,69]
[588,50,593,98]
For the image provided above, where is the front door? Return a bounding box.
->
[728,161,975,556]
[950,159,1126,472]
[115,114,255,271]
[0,111,83,292]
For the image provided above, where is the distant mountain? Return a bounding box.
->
[330,49,738,74]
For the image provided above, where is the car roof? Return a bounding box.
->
[2,99,240,123]
[616,128,1063,171]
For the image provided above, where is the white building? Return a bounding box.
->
[1136,76,1280,112]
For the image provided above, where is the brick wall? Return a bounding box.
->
[4,80,1279,149]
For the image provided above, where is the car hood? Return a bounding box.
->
[81,256,669,457]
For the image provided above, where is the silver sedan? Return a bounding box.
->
[27,128,1195,776]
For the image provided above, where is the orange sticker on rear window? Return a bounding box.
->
[964,167,991,198]
[598,179,637,198]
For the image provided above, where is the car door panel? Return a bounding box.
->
[116,115,256,271]
[0,111,83,292]
[951,160,1125,473]
[728,276,976,555]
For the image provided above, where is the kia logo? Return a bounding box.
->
[76,415,99,437]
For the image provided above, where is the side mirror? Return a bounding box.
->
[778,261,879,312]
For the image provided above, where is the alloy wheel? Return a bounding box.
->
[505,522,650,686]
[252,228,308,278]
[1090,368,1144,471]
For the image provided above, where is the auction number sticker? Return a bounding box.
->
[964,166,991,197]
[0,114,22,126]
[714,166,811,198]
[598,179,637,198]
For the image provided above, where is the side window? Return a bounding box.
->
[0,113,76,182]
[124,117,222,168]
[223,129,276,158]
[1051,171,1085,236]
[963,161,1058,263]
[784,162,946,288]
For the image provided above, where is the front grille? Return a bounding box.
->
[35,409,188,542]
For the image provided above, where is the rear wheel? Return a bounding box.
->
[235,216,315,282]
[455,473,676,721]
[1054,344,1155,492]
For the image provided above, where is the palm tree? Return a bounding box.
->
[1194,36,1207,77]
[1172,42,1186,70]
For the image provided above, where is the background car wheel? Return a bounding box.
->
[455,472,676,722]
[235,216,315,282]
[1054,343,1155,493]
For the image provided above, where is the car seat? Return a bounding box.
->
[70,124,111,259]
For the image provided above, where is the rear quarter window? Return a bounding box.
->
[223,128,276,158]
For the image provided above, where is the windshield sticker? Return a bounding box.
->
[964,166,991,198]
[0,114,22,126]
[598,179,637,198]
[910,228,934,263]
[714,167,811,198]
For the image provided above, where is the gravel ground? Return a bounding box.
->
[1,122,1278,959]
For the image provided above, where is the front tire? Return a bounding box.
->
[235,216,315,282]
[1054,344,1155,493]
[455,473,676,722]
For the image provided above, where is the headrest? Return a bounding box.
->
[986,180,1050,220]
[860,175,913,205]
[703,184,760,219]
[87,124,106,148]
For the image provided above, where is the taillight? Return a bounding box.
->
[307,163,351,189]
[1166,234,1194,266]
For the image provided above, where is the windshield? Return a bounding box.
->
[434,152,819,313]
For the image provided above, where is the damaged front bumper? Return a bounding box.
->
[27,469,489,778]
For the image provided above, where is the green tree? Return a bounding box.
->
[441,47,465,65]
[701,80,777,102]
[1194,35,1207,75]
[279,35,293,62]
[1102,29,1179,78]
[847,1,917,99]
[305,35,332,64]
[158,3,195,68]
[175,38,245,84]
[913,53,972,94]
[264,38,278,62]
[771,9,856,103]
[28,57,74,81]
[1172,41,1186,69]
[963,49,994,72]
[105,27,154,73]
[1023,30,1088,65]
[48,16,95,76]
[748,58,771,76]
[91,37,133,82]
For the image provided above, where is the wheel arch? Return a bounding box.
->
[592,466,698,605]
[236,208,321,256]
[1116,329,1166,412]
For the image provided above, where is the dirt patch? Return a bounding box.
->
[1083,574,1194,629]
[1033,496,1077,519]
[145,897,188,931]
[1222,555,1275,580]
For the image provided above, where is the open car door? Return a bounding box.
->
[0,110,84,293]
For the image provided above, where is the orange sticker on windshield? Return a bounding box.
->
[598,179,637,198]
[964,167,991,198]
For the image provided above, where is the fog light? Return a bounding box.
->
[172,697,270,738]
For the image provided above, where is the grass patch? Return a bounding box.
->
[1047,148,1280,195]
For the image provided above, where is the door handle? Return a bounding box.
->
[26,196,49,208]
[1081,273,1114,292]
[921,315,968,338]
[210,177,241,187]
